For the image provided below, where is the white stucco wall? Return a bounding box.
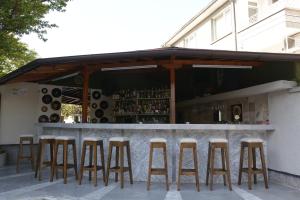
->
[238,10,287,52]
[174,2,233,49]
[268,89,300,176]
[170,0,300,53]
[0,82,39,144]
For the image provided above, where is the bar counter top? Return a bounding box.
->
[37,123,274,131]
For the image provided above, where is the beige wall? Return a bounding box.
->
[0,82,39,144]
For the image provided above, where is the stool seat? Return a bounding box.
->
[39,135,55,139]
[109,137,129,142]
[209,138,228,143]
[180,138,197,143]
[83,137,102,141]
[150,138,167,143]
[55,136,75,140]
[241,138,263,143]
[19,134,34,138]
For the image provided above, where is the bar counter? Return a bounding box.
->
[36,123,274,183]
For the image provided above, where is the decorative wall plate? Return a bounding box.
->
[41,106,48,112]
[42,95,52,104]
[95,109,104,118]
[91,103,98,109]
[51,101,61,110]
[92,91,101,100]
[52,88,62,98]
[41,88,48,94]
[100,101,108,109]
[38,115,49,123]
[50,113,60,123]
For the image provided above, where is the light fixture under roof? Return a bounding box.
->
[51,72,80,82]
[192,64,252,69]
[101,65,157,71]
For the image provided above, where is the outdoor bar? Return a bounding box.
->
[1,47,300,191]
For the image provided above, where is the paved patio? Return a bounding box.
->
[0,165,299,200]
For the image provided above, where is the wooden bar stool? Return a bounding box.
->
[79,137,106,186]
[51,136,78,184]
[205,138,232,191]
[147,138,169,191]
[16,135,35,173]
[106,137,133,189]
[238,138,269,190]
[35,135,55,180]
[177,138,200,191]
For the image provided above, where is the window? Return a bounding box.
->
[285,33,300,50]
[286,37,295,49]
[183,33,197,48]
[211,7,232,41]
[183,38,189,48]
[248,1,258,24]
[284,37,295,50]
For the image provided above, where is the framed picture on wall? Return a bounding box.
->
[231,104,243,123]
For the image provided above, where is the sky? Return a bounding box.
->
[21,0,211,58]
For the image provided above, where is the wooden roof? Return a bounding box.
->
[0,47,300,85]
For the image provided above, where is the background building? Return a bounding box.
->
[164,0,300,53]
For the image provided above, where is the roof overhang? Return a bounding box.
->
[0,47,299,85]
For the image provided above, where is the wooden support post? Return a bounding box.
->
[169,67,176,124]
[82,66,89,123]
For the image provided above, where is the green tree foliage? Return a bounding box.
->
[0,0,70,76]
[61,104,81,117]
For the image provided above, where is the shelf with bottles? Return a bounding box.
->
[113,113,137,117]
[137,97,170,100]
[136,98,170,116]
[114,115,169,123]
[112,88,170,100]
[113,99,137,102]
[114,113,169,117]
[112,87,170,123]
[138,115,169,124]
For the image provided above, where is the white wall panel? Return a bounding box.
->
[268,89,300,176]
